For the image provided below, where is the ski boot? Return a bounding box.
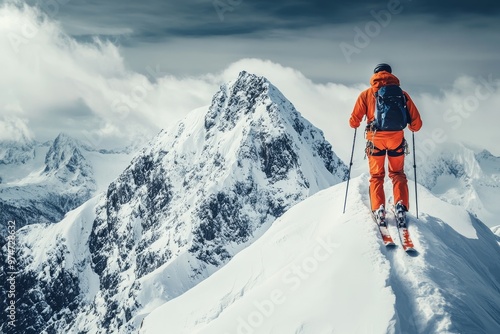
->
[395,201,407,228]
[373,205,387,227]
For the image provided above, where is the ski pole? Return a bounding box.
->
[412,132,419,219]
[343,128,357,214]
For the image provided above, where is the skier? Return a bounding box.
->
[349,63,422,226]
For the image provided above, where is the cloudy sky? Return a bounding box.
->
[1,0,499,160]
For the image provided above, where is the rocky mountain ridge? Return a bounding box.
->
[1,71,347,334]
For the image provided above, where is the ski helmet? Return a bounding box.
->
[374,63,392,73]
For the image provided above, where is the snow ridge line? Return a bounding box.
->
[384,214,453,333]
[357,176,456,332]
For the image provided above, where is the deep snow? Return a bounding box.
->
[141,175,500,334]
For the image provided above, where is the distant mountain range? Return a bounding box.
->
[409,141,500,227]
[0,133,133,246]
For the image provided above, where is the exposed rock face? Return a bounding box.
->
[2,71,347,334]
[0,133,96,245]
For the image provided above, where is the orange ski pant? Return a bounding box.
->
[366,130,409,211]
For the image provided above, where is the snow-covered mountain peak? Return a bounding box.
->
[201,71,343,184]
[44,133,83,170]
[94,68,347,292]
[42,133,94,186]
[206,71,302,133]
[475,148,500,175]
[0,130,131,211]
[0,133,35,165]
[412,141,500,227]
[5,72,347,334]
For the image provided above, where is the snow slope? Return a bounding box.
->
[410,142,500,228]
[9,195,102,332]
[492,226,500,247]
[3,71,347,334]
[0,133,133,243]
[76,71,346,333]
[141,174,500,334]
[5,69,499,333]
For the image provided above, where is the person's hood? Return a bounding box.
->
[370,71,400,90]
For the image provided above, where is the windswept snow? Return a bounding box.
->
[141,175,500,334]
[411,142,500,228]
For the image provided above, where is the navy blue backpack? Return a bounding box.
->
[373,85,410,131]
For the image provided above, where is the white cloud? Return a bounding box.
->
[0,4,499,159]
[0,114,33,142]
[0,4,218,149]
[416,74,500,156]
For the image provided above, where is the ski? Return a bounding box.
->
[370,211,396,247]
[398,226,415,252]
[391,206,416,252]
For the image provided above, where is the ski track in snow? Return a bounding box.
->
[373,181,453,333]
[375,177,500,334]
[383,217,452,333]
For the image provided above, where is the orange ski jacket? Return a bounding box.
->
[349,71,422,132]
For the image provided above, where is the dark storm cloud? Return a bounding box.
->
[23,0,500,43]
